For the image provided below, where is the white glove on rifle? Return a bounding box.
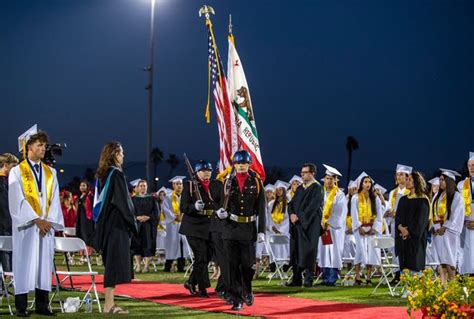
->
[194,200,205,211]
[257,232,265,243]
[216,208,228,219]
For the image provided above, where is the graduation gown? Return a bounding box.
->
[351,194,383,266]
[90,168,137,288]
[395,195,430,272]
[458,178,474,274]
[288,181,324,269]
[267,200,290,262]
[162,193,189,260]
[132,195,159,255]
[318,189,347,269]
[0,175,12,235]
[75,192,95,245]
[8,162,64,294]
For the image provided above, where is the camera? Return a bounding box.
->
[44,143,67,166]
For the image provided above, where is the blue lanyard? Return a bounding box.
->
[27,159,42,194]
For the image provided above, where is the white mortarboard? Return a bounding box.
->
[348,180,358,189]
[323,164,342,177]
[129,179,141,187]
[274,180,290,190]
[374,184,387,194]
[157,186,167,194]
[288,175,303,184]
[428,177,440,186]
[17,124,38,152]
[168,176,186,183]
[264,184,275,192]
[396,164,413,174]
[440,168,461,181]
[469,152,474,161]
[355,171,374,187]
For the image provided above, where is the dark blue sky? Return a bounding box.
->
[1,0,473,177]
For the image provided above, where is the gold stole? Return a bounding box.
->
[358,192,373,224]
[434,193,447,222]
[271,202,285,225]
[461,178,472,217]
[171,191,181,224]
[390,187,410,211]
[19,160,54,218]
[322,186,338,227]
[346,216,352,230]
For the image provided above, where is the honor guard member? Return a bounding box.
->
[216,150,266,311]
[179,160,223,297]
[9,125,65,316]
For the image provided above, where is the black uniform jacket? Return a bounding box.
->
[179,179,224,240]
[222,174,266,241]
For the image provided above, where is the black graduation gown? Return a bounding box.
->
[288,181,324,269]
[75,192,95,245]
[395,195,430,272]
[0,176,12,236]
[90,168,137,288]
[131,195,159,255]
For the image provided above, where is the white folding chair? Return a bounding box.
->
[370,236,399,296]
[0,236,14,315]
[51,237,101,313]
[183,238,194,278]
[265,234,291,283]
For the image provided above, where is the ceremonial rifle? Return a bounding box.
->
[183,153,203,202]
[223,167,236,210]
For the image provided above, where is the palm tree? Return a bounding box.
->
[150,147,164,190]
[166,154,180,179]
[346,136,359,188]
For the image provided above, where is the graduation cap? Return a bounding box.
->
[323,164,342,177]
[264,184,275,192]
[18,124,38,157]
[469,152,474,161]
[348,180,358,189]
[274,180,290,190]
[129,179,141,187]
[157,186,167,194]
[288,175,303,185]
[440,168,461,181]
[169,176,186,183]
[396,164,413,175]
[355,171,373,187]
[374,184,387,194]
[428,177,440,186]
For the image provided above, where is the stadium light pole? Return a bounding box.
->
[145,0,156,184]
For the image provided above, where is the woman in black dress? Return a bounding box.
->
[91,142,137,314]
[132,180,158,273]
[395,171,430,273]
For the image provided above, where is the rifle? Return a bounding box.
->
[183,153,203,202]
[223,167,236,210]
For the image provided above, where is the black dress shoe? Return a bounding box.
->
[285,281,302,287]
[36,308,56,316]
[15,310,30,317]
[184,281,197,295]
[231,302,243,311]
[198,289,209,298]
[244,293,254,306]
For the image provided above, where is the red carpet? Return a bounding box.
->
[64,275,420,318]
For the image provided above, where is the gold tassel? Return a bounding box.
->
[205,58,211,123]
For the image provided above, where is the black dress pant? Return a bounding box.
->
[289,225,314,285]
[223,239,256,304]
[15,289,49,312]
[211,231,227,294]
[186,236,211,290]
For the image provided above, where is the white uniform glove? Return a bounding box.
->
[194,200,205,211]
[257,232,265,243]
[216,208,228,219]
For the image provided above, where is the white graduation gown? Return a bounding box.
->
[162,194,189,260]
[155,203,167,250]
[266,200,290,263]
[8,164,64,294]
[457,179,473,274]
[432,192,464,267]
[318,190,347,269]
[351,194,383,266]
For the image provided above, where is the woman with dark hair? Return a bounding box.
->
[432,169,465,283]
[90,142,137,314]
[76,180,95,244]
[395,171,430,273]
[132,180,158,273]
[351,173,383,286]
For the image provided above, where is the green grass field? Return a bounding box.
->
[0,255,407,318]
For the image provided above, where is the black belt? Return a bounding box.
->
[229,213,257,223]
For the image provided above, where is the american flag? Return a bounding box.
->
[207,27,238,172]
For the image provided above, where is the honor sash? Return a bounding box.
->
[461,178,472,217]
[19,160,53,218]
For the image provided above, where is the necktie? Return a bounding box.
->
[34,164,40,173]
